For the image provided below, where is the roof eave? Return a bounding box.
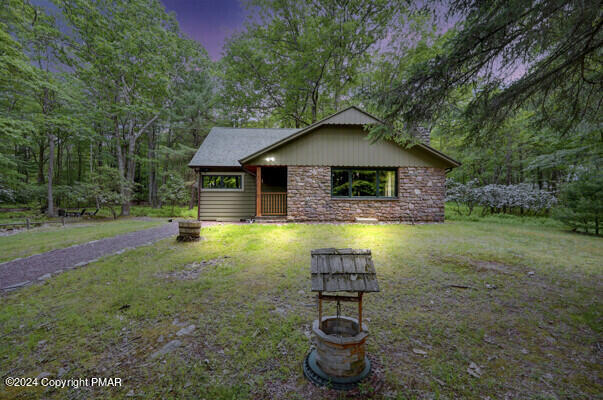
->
[187,163,243,168]
[415,143,461,168]
[236,106,461,169]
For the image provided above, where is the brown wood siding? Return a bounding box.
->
[244,125,450,168]
[199,172,256,220]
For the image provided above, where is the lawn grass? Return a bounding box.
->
[128,206,197,219]
[0,204,197,222]
[0,222,601,399]
[0,218,165,263]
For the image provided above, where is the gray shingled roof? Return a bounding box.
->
[188,127,298,167]
[190,106,460,168]
[310,248,380,292]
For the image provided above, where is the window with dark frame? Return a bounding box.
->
[201,174,242,190]
[331,168,397,198]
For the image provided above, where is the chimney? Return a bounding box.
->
[414,126,430,145]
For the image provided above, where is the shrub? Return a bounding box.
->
[446,179,557,216]
[553,170,602,235]
[74,167,133,219]
[159,174,188,213]
[0,181,15,203]
[446,179,480,215]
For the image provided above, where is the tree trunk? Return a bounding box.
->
[121,133,137,216]
[89,141,94,175]
[55,137,61,185]
[518,146,524,215]
[117,114,159,215]
[47,134,56,217]
[115,133,127,216]
[148,125,158,207]
[97,141,103,169]
[37,141,45,184]
[77,142,82,182]
[67,141,72,185]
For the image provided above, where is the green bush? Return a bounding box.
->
[553,170,602,235]
[159,174,188,214]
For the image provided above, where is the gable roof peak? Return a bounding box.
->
[238,106,382,164]
[320,106,381,125]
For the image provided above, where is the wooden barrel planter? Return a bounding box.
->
[177,220,202,242]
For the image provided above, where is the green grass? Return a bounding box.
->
[0,204,198,222]
[0,203,46,224]
[2,201,570,228]
[128,205,198,218]
[0,219,165,262]
[0,222,601,399]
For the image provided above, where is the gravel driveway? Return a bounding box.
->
[0,222,178,291]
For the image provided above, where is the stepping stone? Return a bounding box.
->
[176,325,196,337]
[151,340,181,359]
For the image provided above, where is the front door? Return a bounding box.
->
[257,166,287,216]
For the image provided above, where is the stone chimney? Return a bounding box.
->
[413,126,430,145]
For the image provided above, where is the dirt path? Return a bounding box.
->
[0,222,178,291]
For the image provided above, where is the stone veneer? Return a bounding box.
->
[286,166,445,222]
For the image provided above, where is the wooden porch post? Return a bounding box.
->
[256,166,262,217]
[197,170,201,221]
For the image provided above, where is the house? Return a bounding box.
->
[188,106,459,222]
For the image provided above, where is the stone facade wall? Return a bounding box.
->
[287,166,445,222]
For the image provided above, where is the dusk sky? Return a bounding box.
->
[161,0,247,60]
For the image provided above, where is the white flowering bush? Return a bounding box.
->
[0,185,15,203]
[447,179,557,215]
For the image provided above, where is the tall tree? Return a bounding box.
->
[56,0,188,215]
[221,0,396,127]
[28,7,70,216]
[370,0,602,138]
[0,1,38,192]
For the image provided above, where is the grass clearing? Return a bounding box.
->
[0,218,165,262]
[0,222,601,399]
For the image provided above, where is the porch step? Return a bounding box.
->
[254,216,288,223]
[355,217,378,223]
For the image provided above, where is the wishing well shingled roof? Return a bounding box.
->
[310,248,379,292]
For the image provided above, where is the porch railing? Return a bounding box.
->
[261,192,287,215]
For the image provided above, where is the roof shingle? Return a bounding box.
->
[188,127,298,167]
